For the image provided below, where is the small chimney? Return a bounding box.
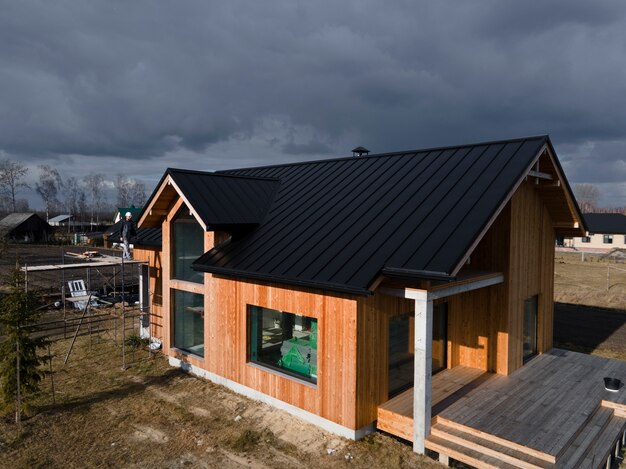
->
[352,146,370,157]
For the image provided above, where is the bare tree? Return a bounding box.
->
[62,176,86,222]
[129,180,146,206]
[574,183,600,213]
[115,174,131,208]
[84,172,105,225]
[0,158,29,213]
[115,174,146,207]
[35,165,63,221]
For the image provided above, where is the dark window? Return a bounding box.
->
[387,303,448,397]
[173,209,204,283]
[248,306,317,384]
[523,296,538,363]
[603,234,613,244]
[581,236,591,243]
[173,289,204,357]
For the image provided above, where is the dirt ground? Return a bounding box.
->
[0,336,441,469]
[0,247,625,468]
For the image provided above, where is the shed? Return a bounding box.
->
[0,213,52,243]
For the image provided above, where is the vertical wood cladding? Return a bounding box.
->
[355,293,414,428]
[207,276,360,429]
[506,179,555,372]
[447,180,555,375]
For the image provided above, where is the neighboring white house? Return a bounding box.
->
[48,214,92,232]
[48,214,72,226]
[563,213,626,252]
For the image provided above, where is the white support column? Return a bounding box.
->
[410,290,433,453]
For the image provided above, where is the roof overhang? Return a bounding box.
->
[448,138,586,277]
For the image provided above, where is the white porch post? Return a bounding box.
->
[411,290,433,453]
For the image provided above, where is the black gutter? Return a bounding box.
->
[381,267,455,282]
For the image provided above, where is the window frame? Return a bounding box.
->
[523,295,538,364]
[247,305,318,385]
[171,289,205,358]
[171,207,205,284]
[603,234,613,244]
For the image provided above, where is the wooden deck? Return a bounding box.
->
[377,365,489,441]
[377,349,626,468]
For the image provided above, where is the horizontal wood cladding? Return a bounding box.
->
[133,246,164,342]
[208,276,360,429]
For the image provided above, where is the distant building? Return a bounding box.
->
[562,213,626,252]
[0,213,52,243]
[48,214,72,226]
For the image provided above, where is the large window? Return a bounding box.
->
[248,306,318,384]
[173,209,204,283]
[523,296,538,363]
[173,290,204,357]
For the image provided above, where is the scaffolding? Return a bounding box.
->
[20,247,153,370]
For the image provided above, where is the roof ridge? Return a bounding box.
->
[216,135,548,174]
[167,167,279,182]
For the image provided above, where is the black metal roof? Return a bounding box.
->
[192,135,554,295]
[164,169,279,228]
[583,213,626,235]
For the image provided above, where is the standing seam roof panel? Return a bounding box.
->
[258,155,413,277]
[334,145,489,285]
[297,150,451,281]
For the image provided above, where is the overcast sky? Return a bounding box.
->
[2,0,626,209]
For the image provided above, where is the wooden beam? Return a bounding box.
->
[527,170,553,180]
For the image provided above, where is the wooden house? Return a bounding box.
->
[135,136,626,468]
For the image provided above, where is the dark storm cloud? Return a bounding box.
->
[2,0,626,206]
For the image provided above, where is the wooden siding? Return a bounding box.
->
[207,276,360,429]
[448,179,555,375]
[507,179,554,372]
[355,292,414,428]
[133,246,164,341]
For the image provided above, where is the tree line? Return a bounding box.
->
[0,158,147,224]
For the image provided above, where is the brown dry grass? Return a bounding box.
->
[555,252,626,310]
[0,335,442,469]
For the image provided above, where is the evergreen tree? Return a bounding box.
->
[0,263,49,417]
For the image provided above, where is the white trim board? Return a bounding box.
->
[168,357,375,441]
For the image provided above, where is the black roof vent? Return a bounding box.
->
[352,146,370,157]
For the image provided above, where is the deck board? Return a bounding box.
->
[377,365,489,440]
